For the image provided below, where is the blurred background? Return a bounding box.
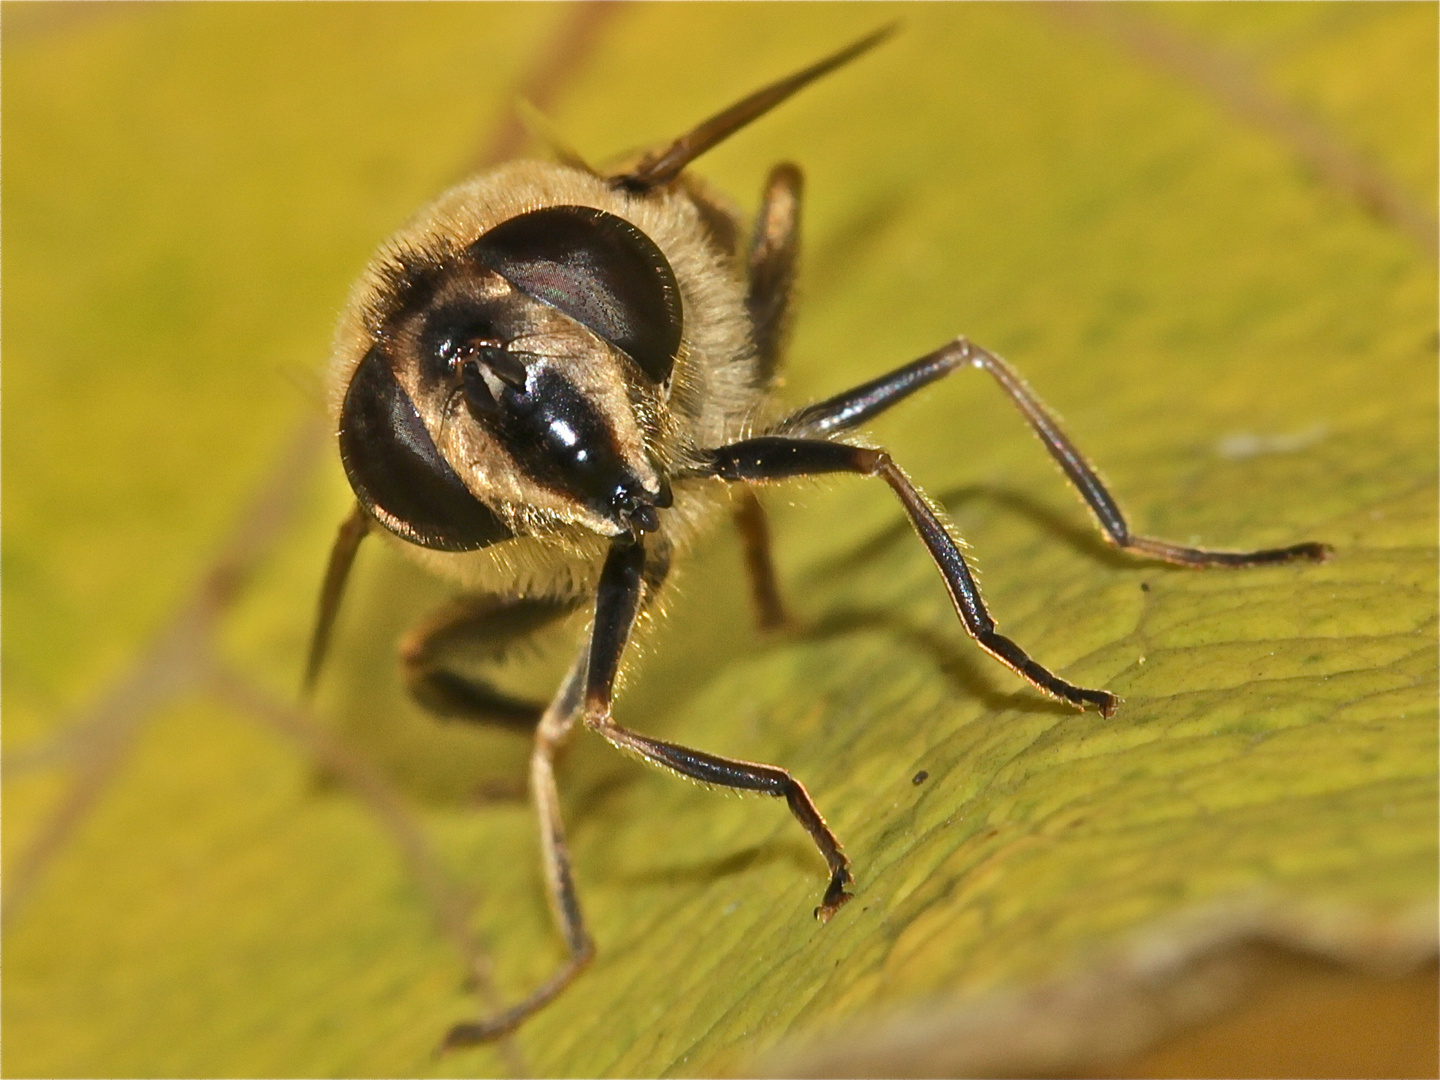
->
[4,4,1435,1076]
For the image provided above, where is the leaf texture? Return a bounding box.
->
[3,4,1434,1076]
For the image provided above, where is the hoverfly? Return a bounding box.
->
[304,28,1328,1045]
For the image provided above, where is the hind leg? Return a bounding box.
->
[731,163,807,631]
[401,593,583,729]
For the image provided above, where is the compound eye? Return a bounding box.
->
[471,206,682,385]
[339,347,512,552]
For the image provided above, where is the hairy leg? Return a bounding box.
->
[580,540,851,917]
[443,650,592,1048]
[704,436,1119,715]
[400,593,582,728]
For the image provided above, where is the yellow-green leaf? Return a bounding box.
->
[4,4,1434,1077]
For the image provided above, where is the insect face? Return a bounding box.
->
[338,199,690,550]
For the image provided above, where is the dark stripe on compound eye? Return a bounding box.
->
[471,206,682,385]
[339,347,512,552]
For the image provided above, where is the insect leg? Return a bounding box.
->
[581,538,852,919]
[444,651,592,1049]
[782,337,1331,567]
[401,593,582,728]
[749,163,804,384]
[781,339,968,436]
[443,543,669,1047]
[724,163,807,631]
[731,489,789,631]
[959,341,1331,566]
[302,502,372,700]
[703,436,1118,716]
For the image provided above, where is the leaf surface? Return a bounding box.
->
[3,4,1434,1077]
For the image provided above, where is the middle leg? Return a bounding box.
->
[443,649,593,1048]
[702,436,1119,716]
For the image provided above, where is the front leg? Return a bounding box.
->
[582,539,852,918]
[444,536,851,1049]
